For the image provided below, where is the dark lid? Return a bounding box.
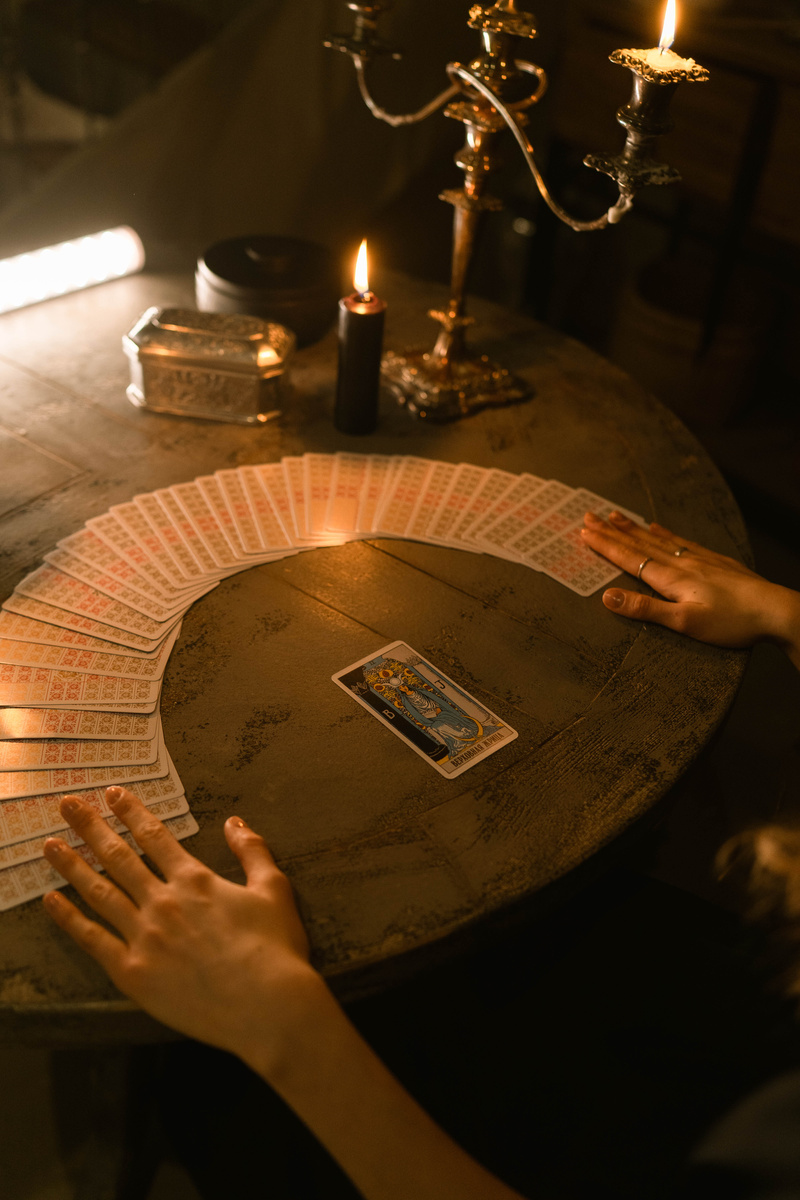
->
[197,235,335,300]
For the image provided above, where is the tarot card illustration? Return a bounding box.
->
[332,640,518,778]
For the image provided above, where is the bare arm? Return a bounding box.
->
[581,512,800,670]
[42,788,527,1200]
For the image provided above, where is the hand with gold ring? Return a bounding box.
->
[581,511,800,668]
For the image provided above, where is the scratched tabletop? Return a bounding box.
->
[0,269,747,1043]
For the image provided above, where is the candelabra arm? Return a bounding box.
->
[448,63,631,231]
[353,55,461,127]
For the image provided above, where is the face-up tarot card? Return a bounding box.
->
[332,640,518,779]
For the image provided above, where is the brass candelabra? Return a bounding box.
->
[326,1,708,421]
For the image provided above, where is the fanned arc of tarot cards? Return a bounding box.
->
[0,453,645,911]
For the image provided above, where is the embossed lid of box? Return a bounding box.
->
[122,306,295,425]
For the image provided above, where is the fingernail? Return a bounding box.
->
[61,797,81,815]
[584,511,601,525]
[609,511,628,524]
[44,837,67,855]
[43,892,63,911]
[604,589,625,608]
[228,816,247,828]
[106,787,128,812]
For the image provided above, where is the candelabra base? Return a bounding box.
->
[381,349,532,421]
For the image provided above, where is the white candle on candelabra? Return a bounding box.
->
[611,0,706,81]
[642,0,696,71]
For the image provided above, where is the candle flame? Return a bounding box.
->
[659,0,676,51]
[354,238,370,297]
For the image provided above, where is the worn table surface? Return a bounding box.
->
[0,269,747,1043]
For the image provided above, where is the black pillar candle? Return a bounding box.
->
[334,241,386,435]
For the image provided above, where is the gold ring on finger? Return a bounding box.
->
[674,546,688,557]
[637,556,653,581]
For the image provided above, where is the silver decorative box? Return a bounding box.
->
[122,307,295,425]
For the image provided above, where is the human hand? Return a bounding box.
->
[44,792,531,1200]
[581,512,800,665]
[41,788,324,1072]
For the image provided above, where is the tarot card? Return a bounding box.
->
[513,489,642,561]
[0,707,159,741]
[405,460,459,543]
[255,463,302,545]
[132,492,217,583]
[0,621,179,679]
[372,457,434,536]
[280,455,336,545]
[0,793,190,870]
[469,473,552,557]
[325,453,368,536]
[1,593,169,652]
[195,476,291,567]
[168,481,241,569]
[85,512,179,595]
[475,477,569,563]
[0,610,168,658]
[9,566,184,639]
[513,489,643,594]
[424,463,488,546]
[0,751,185,850]
[0,810,199,912]
[43,548,195,621]
[303,453,343,542]
[282,456,310,540]
[196,475,258,561]
[526,527,623,596]
[0,661,161,708]
[0,725,169,799]
[236,465,294,551]
[505,486,603,563]
[37,698,161,713]
[333,640,518,779]
[0,730,161,771]
[111,500,199,586]
[56,529,182,605]
[355,455,398,534]
[215,469,269,554]
[151,489,229,578]
[450,469,517,545]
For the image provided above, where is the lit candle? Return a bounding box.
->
[641,0,694,72]
[610,1,708,84]
[586,1,709,200]
[334,239,386,435]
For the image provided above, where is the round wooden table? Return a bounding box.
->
[0,269,747,1043]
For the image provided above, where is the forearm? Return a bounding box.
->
[763,583,800,670]
[243,971,527,1200]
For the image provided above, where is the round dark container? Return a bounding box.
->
[196,235,339,348]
